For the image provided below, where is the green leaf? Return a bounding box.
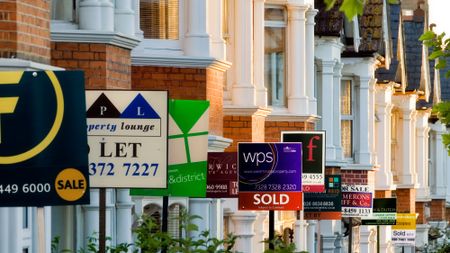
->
[430,50,445,60]
[445,70,450,79]
[324,0,337,10]
[419,31,436,41]
[339,0,364,20]
[436,59,447,69]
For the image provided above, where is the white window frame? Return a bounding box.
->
[341,78,356,161]
[264,5,287,107]
[137,0,185,56]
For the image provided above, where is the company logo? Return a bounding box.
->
[283,146,297,153]
[0,71,64,164]
[55,168,87,201]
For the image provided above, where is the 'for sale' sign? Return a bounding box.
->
[238,143,302,211]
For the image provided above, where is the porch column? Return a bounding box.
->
[116,189,134,247]
[374,84,395,190]
[231,0,255,106]
[254,0,267,107]
[231,211,257,253]
[184,0,210,56]
[189,198,213,238]
[416,110,431,199]
[114,0,135,36]
[306,8,318,115]
[355,76,373,165]
[307,220,317,253]
[392,95,418,186]
[286,4,308,114]
[317,60,336,160]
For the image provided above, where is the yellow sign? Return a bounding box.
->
[393,213,416,230]
[55,168,87,201]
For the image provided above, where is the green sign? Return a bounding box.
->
[0,71,89,206]
[131,99,209,197]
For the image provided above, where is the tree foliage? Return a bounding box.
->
[420,30,450,155]
[324,0,398,20]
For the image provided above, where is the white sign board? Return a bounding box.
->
[341,184,373,217]
[86,90,168,188]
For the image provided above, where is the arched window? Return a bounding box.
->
[140,0,179,39]
[143,203,162,232]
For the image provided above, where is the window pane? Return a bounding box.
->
[140,0,179,40]
[341,80,352,115]
[341,120,353,158]
[264,8,285,21]
[264,26,286,106]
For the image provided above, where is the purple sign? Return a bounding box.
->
[207,152,238,198]
[238,143,303,210]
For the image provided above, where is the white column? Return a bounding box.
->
[359,226,376,253]
[287,5,309,114]
[8,208,21,253]
[379,226,394,253]
[393,95,418,186]
[356,77,373,165]
[317,60,336,161]
[231,211,257,253]
[369,79,377,165]
[100,0,114,31]
[0,207,11,252]
[254,0,267,107]
[45,206,52,253]
[210,0,226,59]
[79,0,103,30]
[231,0,255,106]
[416,110,431,199]
[319,220,339,253]
[116,189,134,246]
[83,189,100,245]
[253,212,268,253]
[306,9,318,115]
[416,224,430,249]
[307,220,317,253]
[0,209,8,253]
[294,219,308,252]
[133,0,144,38]
[189,198,212,238]
[209,199,223,239]
[333,63,343,161]
[430,123,447,198]
[184,0,210,57]
[375,85,394,189]
[114,0,135,36]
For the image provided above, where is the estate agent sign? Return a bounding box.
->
[131,99,209,197]
[0,71,89,206]
[304,175,342,220]
[238,143,302,211]
[341,184,373,217]
[207,152,238,198]
[281,131,325,192]
[86,90,168,188]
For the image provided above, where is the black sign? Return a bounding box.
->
[0,71,89,206]
[207,152,238,198]
[282,131,325,192]
[361,198,397,225]
[304,175,342,220]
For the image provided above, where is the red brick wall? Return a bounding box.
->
[51,42,131,89]
[415,202,427,224]
[132,66,207,98]
[430,199,446,221]
[341,170,369,185]
[132,66,225,136]
[264,121,315,142]
[446,208,450,223]
[375,190,392,198]
[224,115,266,152]
[0,0,50,63]
[395,189,415,213]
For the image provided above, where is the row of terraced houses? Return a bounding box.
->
[0,0,450,252]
